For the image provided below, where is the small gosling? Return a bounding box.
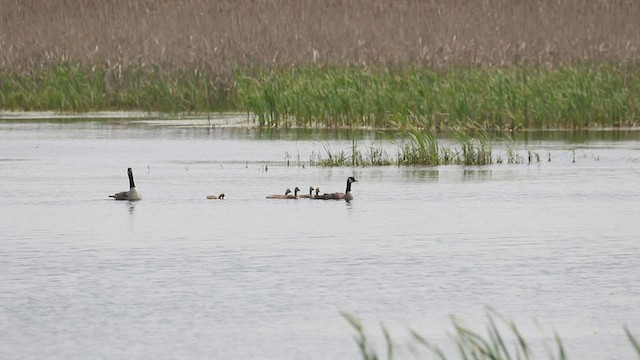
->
[266,189,292,199]
[284,187,301,199]
[298,186,315,199]
[206,193,225,200]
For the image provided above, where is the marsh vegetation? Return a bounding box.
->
[2,0,640,131]
[308,129,495,167]
[3,0,639,69]
[3,62,639,132]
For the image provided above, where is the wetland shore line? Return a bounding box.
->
[2,62,640,132]
[3,0,640,131]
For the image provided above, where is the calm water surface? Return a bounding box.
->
[1,119,639,359]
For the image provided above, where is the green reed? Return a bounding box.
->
[2,62,640,131]
[310,127,494,167]
[0,63,234,113]
[395,128,444,166]
[454,127,493,166]
[234,63,640,130]
[628,327,640,357]
[310,140,395,167]
[344,310,639,360]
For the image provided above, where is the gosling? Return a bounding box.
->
[266,189,292,199]
[206,193,225,200]
[284,187,301,199]
[298,187,315,199]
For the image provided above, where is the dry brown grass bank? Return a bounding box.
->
[1,0,639,71]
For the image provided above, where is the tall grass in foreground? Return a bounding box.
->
[343,310,640,360]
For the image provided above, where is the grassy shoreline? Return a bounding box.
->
[2,63,640,131]
[3,61,639,166]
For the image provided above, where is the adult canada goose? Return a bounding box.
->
[109,167,142,201]
[298,186,315,199]
[206,193,225,200]
[266,189,292,199]
[315,177,357,201]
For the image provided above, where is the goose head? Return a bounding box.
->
[345,176,357,192]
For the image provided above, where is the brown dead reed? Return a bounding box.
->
[2,0,639,72]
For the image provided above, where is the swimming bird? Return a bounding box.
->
[315,177,357,202]
[266,189,292,199]
[284,187,301,199]
[206,193,225,200]
[109,167,142,201]
[298,186,315,199]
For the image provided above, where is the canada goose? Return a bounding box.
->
[315,177,357,201]
[298,186,315,199]
[109,167,142,201]
[284,187,301,199]
[206,193,225,200]
[266,189,292,199]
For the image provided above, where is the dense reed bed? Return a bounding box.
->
[2,0,640,129]
[235,64,640,129]
[2,63,640,131]
[344,310,640,360]
[2,0,639,68]
[0,64,233,113]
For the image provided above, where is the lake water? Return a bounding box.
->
[1,116,639,359]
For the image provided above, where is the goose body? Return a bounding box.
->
[206,193,225,200]
[315,177,357,202]
[266,189,292,199]
[110,168,142,201]
[298,187,315,199]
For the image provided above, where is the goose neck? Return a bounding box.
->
[128,170,136,189]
